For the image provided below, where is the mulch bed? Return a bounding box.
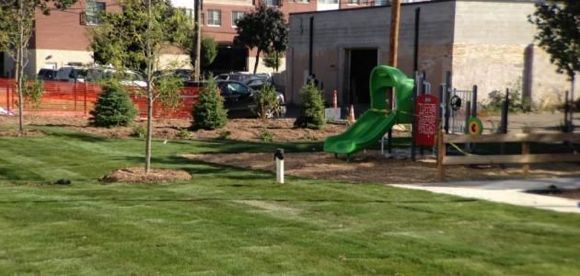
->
[183,151,580,184]
[101,167,192,184]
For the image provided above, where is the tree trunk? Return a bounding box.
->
[145,84,153,173]
[193,0,201,81]
[145,0,153,173]
[571,73,575,107]
[17,48,24,134]
[16,0,25,135]
[275,51,279,72]
[570,73,576,129]
[253,48,261,74]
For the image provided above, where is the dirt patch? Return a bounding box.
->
[0,115,349,142]
[527,186,580,200]
[101,167,192,184]
[184,151,580,184]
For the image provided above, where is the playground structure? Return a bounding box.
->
[324,64,579,181]
[323,65,414,157]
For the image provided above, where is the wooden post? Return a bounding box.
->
[522,142,530,177]
[193,0,201,81]
[389,0,401,67]
[387,0,401,157]
[522,128,530,177]
[437,129,445,182]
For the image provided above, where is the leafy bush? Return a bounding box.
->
[201,37,218,69]
[90,81,137,127]
[130,124,146,138]
[294,83,325,129]
[259,128,274,142]
[192,77,228,130]
[482,78,534,113]
[254,84,280,120]
[156,75,183,110]
[263,51,284,72]
[176,128,191,139]
[23,78,44,109]
[483,89,533,113]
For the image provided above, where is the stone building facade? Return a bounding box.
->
[286,0,578,108]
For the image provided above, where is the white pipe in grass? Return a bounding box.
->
[274,149,285,184]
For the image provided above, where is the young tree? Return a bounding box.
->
[234,3,288,74]
[90,0,192,172]
[0,0,76,134]
[529,1,579,100]
[192,77,227,130]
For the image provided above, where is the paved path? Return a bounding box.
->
[392,177,580,214]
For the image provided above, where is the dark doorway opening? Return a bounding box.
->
[205,45,248,75]
[348,49,377,113]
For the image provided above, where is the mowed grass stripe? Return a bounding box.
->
[0,132,578,274]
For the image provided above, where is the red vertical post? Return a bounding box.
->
[5,81,9,112]
[8,80,13,112]
[84,83,88,115]
[73,83,77,111]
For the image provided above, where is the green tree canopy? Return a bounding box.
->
[234,3,288,74]
[529,1,579,80]
[90,0,193,172]
[91,0,191,73]
[187,36,218,72]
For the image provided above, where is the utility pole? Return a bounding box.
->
[386,0,401,155]
[193,0,202,81]
[389,0,401,67]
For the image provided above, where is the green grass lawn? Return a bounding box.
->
[0,128,579,275]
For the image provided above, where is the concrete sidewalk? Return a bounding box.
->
[392,177,580,214]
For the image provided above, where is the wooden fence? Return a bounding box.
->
[437,130,580,181]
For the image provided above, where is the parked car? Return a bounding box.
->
[37,69,57,81]
[55,66,88,83]
[216,72,272,85]
[153,69,193,82]
[185,79,286,118]
[85,67,147,88]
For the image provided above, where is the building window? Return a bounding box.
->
[85,0,106,25]
[347,0,359,4]
[207,10,221,26]
[294,0,309,3]
[318,0,338,4]
[232,11,245,27]
[265,0,281,7]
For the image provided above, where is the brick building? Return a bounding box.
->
[0,0,404,77]
[0,0,192,77]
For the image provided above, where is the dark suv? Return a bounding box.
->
[37,69,57,80]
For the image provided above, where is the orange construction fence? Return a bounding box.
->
[0,78,199,119]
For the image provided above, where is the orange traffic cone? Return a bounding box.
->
[348,104,356,124]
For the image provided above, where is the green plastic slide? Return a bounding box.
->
[324,65,414,155]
